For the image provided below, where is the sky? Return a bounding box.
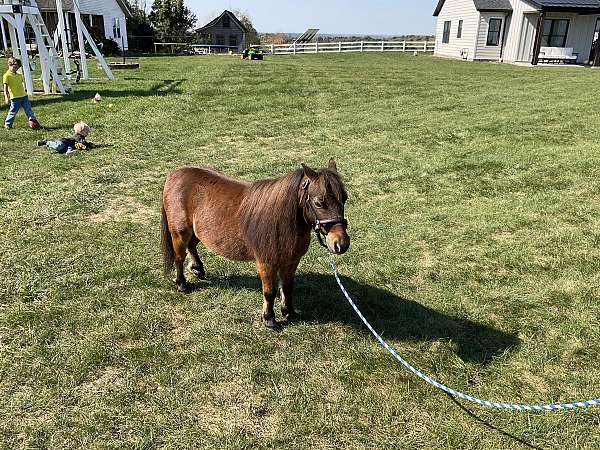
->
[168,1,439,36]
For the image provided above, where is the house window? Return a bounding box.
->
[223,15,230,28]
[486,18,502,46]
[113,17,121,39]
[542,19,569,47]
[229,35,237,47]
[216,35,225,46]
[457,20,463,38]
[91,15,106,37]
[442,21,451,44]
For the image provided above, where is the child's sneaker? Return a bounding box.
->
[4,124,11,129]
[37,140,47,146]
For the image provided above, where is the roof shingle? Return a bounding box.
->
[197,10,247,33]
[473,0,513,11]
[531,0,600,6]
[435,0,600,16]
[434,0,512,16]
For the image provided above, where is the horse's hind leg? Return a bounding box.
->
[257,259,278,330]
[187,235,206,279]
[172,231,191,292]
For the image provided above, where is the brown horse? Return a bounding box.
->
[161,159,350,329]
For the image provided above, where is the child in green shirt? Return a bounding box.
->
[3,57,39,129]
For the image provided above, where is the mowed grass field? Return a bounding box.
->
[1,53,600,449]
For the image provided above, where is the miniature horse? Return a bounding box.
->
[161,159,350,329]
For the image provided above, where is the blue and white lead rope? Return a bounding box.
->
[327,255,600,411]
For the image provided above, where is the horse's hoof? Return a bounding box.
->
[263,316,279,331]
[177,282,190,293]
[190,266,206,280]
[282,310,300,323]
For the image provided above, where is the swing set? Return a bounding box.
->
[0,0,113,95]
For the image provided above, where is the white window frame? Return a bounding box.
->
[113,17,121,39]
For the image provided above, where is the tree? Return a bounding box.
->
[149,0,196,41]
[173,0,197,35]
[148,0,170,40]
[126,0,156,52]
[127,0,148,12]
[231,9,260,46]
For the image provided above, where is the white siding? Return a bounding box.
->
[474,12,508,60]
[434,0,479,61]
[514,13,538,62]
[78,0,128,49]
[503,0,539,63]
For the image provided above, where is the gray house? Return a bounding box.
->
[433,0,600,65]
[197,10,247,53]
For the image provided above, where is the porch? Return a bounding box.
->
[523,7,600,66]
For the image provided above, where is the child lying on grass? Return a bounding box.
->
[37,122,94,154]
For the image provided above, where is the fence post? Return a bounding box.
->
[271,44,274,54]
[424,39,428,52]
[316,41,319,53]
[381,41,384,52]
[293,42,296,54]
[338,42,342,52]
[402,40,406,52]
[361,41,364,52]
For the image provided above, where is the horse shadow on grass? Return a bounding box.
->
[209,272,520,366]
[206,272,535,448]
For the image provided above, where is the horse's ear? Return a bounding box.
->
[328,158,338,172]
[301,163,317,179]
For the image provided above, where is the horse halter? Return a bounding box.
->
[300,178,348,248]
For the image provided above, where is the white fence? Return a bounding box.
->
[254,40,435,55]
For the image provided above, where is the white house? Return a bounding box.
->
[38,0,131,50]
[433,0,600,65]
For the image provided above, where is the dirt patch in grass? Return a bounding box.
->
[80,366,126,396]
[167,307,192,351]
[87,196,155,224]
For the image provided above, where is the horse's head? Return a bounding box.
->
[299,159,350,255]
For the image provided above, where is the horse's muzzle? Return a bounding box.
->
[326,226,350,254]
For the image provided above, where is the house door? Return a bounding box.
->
[589,18,600,63]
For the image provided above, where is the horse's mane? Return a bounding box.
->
[239,167,345,263]
[239,168,305,263]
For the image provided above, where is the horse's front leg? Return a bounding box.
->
[256,259,278,330]
[280,260,301,321]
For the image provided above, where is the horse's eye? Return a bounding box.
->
[313,198,324,208]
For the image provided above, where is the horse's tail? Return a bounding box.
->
[160,201,175,278]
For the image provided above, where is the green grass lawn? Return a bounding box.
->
[1,53,600,449]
